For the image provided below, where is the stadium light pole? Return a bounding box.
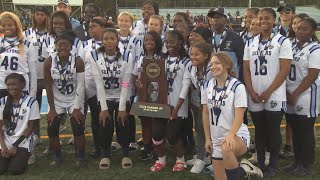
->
[249,0,252,7]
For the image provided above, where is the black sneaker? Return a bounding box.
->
[138,150,153,160]
[290,164,312,176]
[282,163,298,173]
[263,166,278,177]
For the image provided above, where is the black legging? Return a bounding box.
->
[287,114,315,168]
[98,101,131,158]
[250,110,283,169]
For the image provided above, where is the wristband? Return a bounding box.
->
[12,135,27,147]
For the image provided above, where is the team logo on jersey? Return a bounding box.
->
[129,45,132,49]
[268,45,274,49]
[22,109,27,114]
[300,52,305,56]
[270,101,278,109]
[296,105,303,112]
[223,94,228,99]
[118,64,122,68]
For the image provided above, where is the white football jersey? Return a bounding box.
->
[50,52,78,109]
[183,63,214,107]
[201,77,249,139]
[24,28,48,79]
[286,41,320,117]
[243,33,293,102]
[0,95,40,152]
[88,50,133,101]
[166,56,191,118]
[0,37,37,96]
[79,39,101,99]
[131,19,170,40]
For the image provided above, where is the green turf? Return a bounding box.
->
[1,114,320,180]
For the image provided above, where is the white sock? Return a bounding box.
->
[177,156,185,162]
[158,156,166,164]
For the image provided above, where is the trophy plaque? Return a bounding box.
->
[130,58,171,119]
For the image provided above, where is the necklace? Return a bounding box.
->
[211,76,231,126]
[166,56,180,92]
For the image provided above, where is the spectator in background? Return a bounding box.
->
[131,0,169,39]
[74,3,100,41]
[55,0,80,29]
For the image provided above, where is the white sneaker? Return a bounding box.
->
[190,159,205,173]
[240,159,263,178]
[248,152,258,164]
[186,155,197,166]
[265,151,270,166]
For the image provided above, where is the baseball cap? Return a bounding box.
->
[207,7,227,18]
[57,0,70,7]
[277,4,296,13]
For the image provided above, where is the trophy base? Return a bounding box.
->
[130,102,171,119]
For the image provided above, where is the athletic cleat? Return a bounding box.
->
[240,159,264,178]
[138,149,153,160]
[172,160,187,172]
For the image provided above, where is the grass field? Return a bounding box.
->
[0,114,319,180]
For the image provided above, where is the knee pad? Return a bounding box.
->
[70,117,84,137]
[152,138,164,145]
[47,116,61,137]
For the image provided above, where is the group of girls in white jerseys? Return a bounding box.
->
[0,0,319,178]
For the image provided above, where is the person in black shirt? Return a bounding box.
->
[74,3,100,41]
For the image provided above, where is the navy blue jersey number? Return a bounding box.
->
[288,64,296,81]
[254,56,267,76]
[1,56,18,70]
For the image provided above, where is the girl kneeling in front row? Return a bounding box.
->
[202,52,263,179]
[0,73,40,175]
